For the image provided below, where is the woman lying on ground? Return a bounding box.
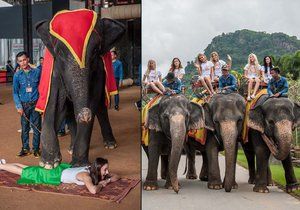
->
[210,51,232,82]
[0,157,120,194]
[244,53,261,101]
[142,59,165,95]
[194,53,215,96]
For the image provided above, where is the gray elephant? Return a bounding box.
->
[143,94,205,193]
[35,16,125,168]
[243,96,300,193]
[201,93,245,192]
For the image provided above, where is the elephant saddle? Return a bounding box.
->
[35,9,117,113]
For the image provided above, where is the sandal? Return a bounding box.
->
[251,95,256,99]
[247,96,251,101]
[0,159,6,164]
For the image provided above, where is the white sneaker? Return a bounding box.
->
[0,159,6,164]
[17,129,34,133]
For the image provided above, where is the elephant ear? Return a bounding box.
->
[146,104,161,131]
[35,20,56,56]
[188,102,205,130]
[98,18,126,54]
[293,102,300,129]
[202,103,214,131]
[248,106,264,133]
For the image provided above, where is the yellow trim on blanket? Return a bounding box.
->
[49,9,97,69]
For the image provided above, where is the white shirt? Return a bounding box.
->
[213,60,226,77]
[173,68,185,78]
[261,66,272,82]
[60,167,89,185]
[200,61,214,77]
[146,69,162,82]
[244,64,261,78]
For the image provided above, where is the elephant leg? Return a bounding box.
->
[206,133,222,190]
[161,154,168,180]
[281,153,299,192]
[185,139,197,179]
[65,103,76,154]
[267,165,274,186]
[241,142,256,184]
[71,115,95,167]
[199,149,208,181]
[96,105,117,149]
[144,130,162,190]
[40,85,62,169]
[253,133,270,193]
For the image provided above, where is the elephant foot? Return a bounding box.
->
[286,183,300,193]
[143,180,159,191]
[199,175,208,182]
[165,181,181,190]
[40,152,62,169]
[248,177,255,184]
[253,185,269,193]
[104,140,117,150]
[186,172,198,180]
[71,159,90,167]
[208,182,223,190]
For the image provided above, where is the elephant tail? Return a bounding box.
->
[183,153,188,175]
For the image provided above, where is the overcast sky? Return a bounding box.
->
[142,0,300,76]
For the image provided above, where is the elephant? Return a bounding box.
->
[143,94,205,193]
[243,96,300,193]
[35,17,125,168]
[200,93,245,192]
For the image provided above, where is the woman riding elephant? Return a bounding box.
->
[143,94,205,193]
[35,9,125,168]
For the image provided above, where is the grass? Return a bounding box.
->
[236,149,300,197]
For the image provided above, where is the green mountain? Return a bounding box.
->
[203,29,300,71]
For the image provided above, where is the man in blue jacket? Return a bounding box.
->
[163,72,182,96]
[267,67,288,98]
[218,64,237,94]
[13,51,42,158]
[111,50,123,110]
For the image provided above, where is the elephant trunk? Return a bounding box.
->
[220,120,238,192]
[69,68,92,123]
[169,114,186,193]
[272,120,293,160]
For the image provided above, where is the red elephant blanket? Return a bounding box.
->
[35,9,117,113]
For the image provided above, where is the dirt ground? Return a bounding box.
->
[0,84,141,210]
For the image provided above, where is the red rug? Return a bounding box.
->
[0,171,140,203]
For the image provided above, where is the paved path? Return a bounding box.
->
[142,151,300,210]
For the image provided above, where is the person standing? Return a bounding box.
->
[111,50,123,111]
[13,51,42,158]
[37,57,44,71]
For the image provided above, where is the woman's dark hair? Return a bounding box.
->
[89,157,108,185]
[170,57,183,72]
[263,56,273,74]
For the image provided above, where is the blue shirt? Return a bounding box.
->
[219,74,237,91]
[13,68,41,109]
[112,59,123,80]
[267,76,288,96]
[163,78,182,95]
